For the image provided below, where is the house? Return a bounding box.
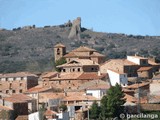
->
[44,110,69,120]
[107,69,128,87]
[0,72,38,95]
[0,94,37,116]
[137,67,153,79]
[150,74,160,95]
[86,84,110,99]
[54,43,105,64]
[57,59,99,73]
[41,72,58,86]
[100,55,160,83]
[41,70,106,91]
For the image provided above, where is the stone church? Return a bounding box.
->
[54,43,105,64]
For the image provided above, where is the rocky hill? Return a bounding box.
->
[0,20,160,73]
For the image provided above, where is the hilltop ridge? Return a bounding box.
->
[0,19,160,73]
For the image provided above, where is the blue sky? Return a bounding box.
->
[0,0,160,36]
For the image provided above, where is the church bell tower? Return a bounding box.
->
[54,43,66,62]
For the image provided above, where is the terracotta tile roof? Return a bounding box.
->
[44,110,58,116]
[127,82,150,89]
[54,43,65,48]
[0,105,13,110]
[77,79,108,91]
[87,84,110,90]
[90,52,105,57]
[107,69,126,74]
[148,60,160,65]
[124,94,136,103]
[63,52,77,57]
[77,72,104,80]
[25,85,52,93]
[39,93,64,103]
[137,67,152,72]
[51,72,82,80]
[39,92,85,103]
[101,59,138,67]
[62,94,98,101]
[72,46,96,52]
[4,94,33,103]
[42,72,58,78]
[57,59,98,68]
[0,72,38,78]
[64,46,104,58]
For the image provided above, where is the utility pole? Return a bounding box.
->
[137,78,141,113]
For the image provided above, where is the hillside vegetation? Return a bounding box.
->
[0,24,160,73]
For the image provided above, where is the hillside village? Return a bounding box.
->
[0,18,160,120]
[0,41,160,119]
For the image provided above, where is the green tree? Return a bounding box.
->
[89,101,100,119]
[106,83,125,118]
[54,57,67,72]
[39,103,47,120]
[100,83,126,119]
[59,104,67,112]
[100,95,108,119]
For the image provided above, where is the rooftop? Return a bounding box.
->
[62,94,98,101]
[3,94,34,103]
[101,59,138,67]
[0,72,38,78]
[41,72,58,78]
[64,46,104,58]
[25,85,52,93]
[72,46,96,52]
[57,59,99,68]
[137,67,152,72]
[127,82,150,89]
[54,43,65,48]
[87,84,110,90]
[44,110,58,116]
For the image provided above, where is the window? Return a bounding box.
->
[12,90,16,93]
[19,89,22,93]
[142,60,147,65]
[6,90,9,94]
[91,68,94,71]
[78,68,80,72]
[57,48,60,55]
[19,83,22,86]
[6,78,8,81]
[68,81,71,83]
[63,69,66,72]
[73,68,75,72]
[21,77,23,80]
